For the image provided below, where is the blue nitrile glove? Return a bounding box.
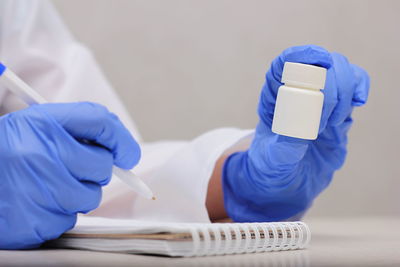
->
[223,45,370,222]
[0,102,140,249]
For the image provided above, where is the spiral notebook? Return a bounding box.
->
[49,216,311,257]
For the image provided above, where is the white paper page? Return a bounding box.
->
[69,215,209,235]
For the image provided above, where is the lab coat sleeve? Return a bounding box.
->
[94,128,253,223]
[0,0,141,140]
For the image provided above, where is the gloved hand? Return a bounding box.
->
[0,102,140,249]
[223,45,370,222]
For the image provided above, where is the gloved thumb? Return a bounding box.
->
[249,122,310,175]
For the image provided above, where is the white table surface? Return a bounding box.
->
[1,216,399,267]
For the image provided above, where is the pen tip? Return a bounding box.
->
[152,196,156,200]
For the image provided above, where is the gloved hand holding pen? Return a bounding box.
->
[222,45,370,222]
[0,102,141,249]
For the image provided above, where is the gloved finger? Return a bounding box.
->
[318,68,338,132]
[325,53,358,126]
[260,45,333,127]
[315,114,353,169]
[39,102,141,169]
[33,152,104,214]
[351,64,370,106]
[58,139,114,185]
[319,55,370,131]
[53,179,103,214]
[265,135,310,170]
[73,181,103,213]
[250,123,310,174]
[279,44,333,68]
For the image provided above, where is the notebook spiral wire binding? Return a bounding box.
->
[187,222,310,257]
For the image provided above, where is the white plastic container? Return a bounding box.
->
[271,62,327,140]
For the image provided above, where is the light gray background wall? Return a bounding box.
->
[53,0,400,218]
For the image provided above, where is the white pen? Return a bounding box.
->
[0,62,155,200]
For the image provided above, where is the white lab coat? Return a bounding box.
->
[0,0,252,223]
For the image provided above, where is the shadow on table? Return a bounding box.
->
[0,248,310,267]
[160,250,310,267]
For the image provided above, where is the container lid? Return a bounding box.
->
[281,62,327,90]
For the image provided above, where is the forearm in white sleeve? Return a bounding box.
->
[0,0,140,140]
[95,128,253,223]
